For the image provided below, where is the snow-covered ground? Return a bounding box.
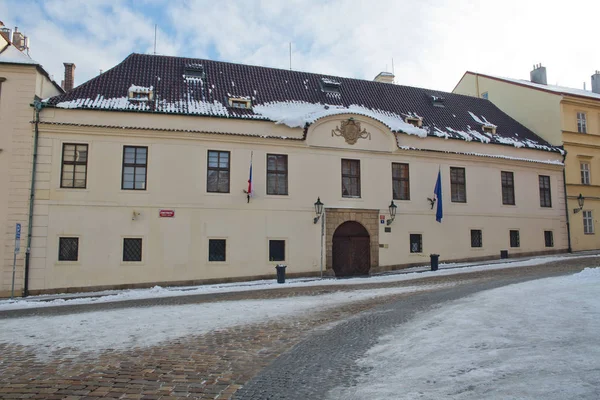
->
[0,282,457,359]
[1,252,597,311]
[327,267,600,400]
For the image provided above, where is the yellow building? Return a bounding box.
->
[454,66,600,252]
[1,52,568,297]
[0,23,63,298]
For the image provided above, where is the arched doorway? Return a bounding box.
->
[332,221,371,277]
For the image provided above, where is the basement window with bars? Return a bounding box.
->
[209,239,226,262]
[123,238,143,262]
[510,230,520,248]
[544,231,554,247]
[410,234,423,253]
[471,230,483,248]
[58,237,79,261]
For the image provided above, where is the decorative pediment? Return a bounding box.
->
[331,118,371,145]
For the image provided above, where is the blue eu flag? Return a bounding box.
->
[434,170,443,223]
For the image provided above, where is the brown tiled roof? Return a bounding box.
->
[45,53,560,153]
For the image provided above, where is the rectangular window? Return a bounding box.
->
[450,167,467,203]
[58,237,79,261]
[580,162,591,185]
[471,229,482,248]
[539,175,552,207]
[209,239,226,261]
[510,230,520,248]
[122,146,147,190]
[501,171,515,205]
[61,143,88,188]
[409,234,422,253]
[392,163,410,200]
[544,231,554,247]
[207,150,230,193]
[269,240,285,261]
[577,112,587,133]
[122,238,142,262]
[583,211,594,234]
[341,159,361,198]
[267,154,288,195]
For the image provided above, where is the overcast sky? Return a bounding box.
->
[1,0,599,93]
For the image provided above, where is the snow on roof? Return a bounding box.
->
[0,44,38,65]
[44,53,563,154]
[473,72,600,101]
[128,84,153,93]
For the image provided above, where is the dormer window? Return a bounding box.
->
[320,77,341,94]
[128,85,153,101]
[228,97,251,109]
[431,95,445,107]
[482,125,497,134]
[184,64,206,79]
[405,116,423,127]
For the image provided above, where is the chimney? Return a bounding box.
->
[12,26,25,50]
[530,63,547,85]
[374,71,395,84]
[591,71,600,94]
[62,63,76,91]
[0,21,10,43]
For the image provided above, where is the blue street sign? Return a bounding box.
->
[15,223,21,253]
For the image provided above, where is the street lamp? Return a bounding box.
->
[314,197,324,224]
[386,200,397,226]
[573,193,585,213]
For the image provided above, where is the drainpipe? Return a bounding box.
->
[23,99,44,296]
[561,150,572,253]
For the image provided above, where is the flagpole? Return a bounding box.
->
[247,151,253,203]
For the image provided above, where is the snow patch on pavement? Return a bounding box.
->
[0,283,455,358]
[1,253,597,311]
[327,267,600,400]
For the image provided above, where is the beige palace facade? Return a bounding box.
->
[1,54,568,297]
[454,66,600,251]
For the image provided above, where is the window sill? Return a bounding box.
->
[120,261,145,266]
[55,261,81,266]
[266,194,290,199]
[58,187,89,192]
[205,192,232,196]
[341,196,363,200]
[470,247,484,251]
[208,261,229,265]
[584,232,596,235]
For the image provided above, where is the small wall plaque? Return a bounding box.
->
[159,209,175,218]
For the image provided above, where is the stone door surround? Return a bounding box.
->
[325,208,379,274]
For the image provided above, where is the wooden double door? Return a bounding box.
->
[332,221,371,277]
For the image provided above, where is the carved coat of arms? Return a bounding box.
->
[332,118,371,145]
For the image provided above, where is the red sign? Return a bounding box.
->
[159,209,175,218]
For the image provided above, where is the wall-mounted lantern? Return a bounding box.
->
[573,193,585,213]
[387,200,397,226]
[314,197,324,224]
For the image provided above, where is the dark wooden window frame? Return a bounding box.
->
[208,239,227,262]
[121,146,148,190]
[266,154,288,195]
[341,159,361,198]
[501,171,515,205]
[544,231,554,247]
[471,229,483,248]
[122,238,143,262]
[269,239,286,262]
[409,234,422,253]
[58,237,79,261]
[60,143,89,189]
[207,150,231,193]
[450,167,467,203]
[509,230,520,248]
[539,175,552,208]
[392,163,410,200]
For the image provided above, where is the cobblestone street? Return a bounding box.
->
[1,258,598,399]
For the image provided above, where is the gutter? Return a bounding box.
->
[24,99,44,296]
[561,149,572,253]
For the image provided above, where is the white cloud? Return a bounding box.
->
[1,0,599,92]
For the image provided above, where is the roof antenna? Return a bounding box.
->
[153,24,157,55]
[391,58,395,74]
[289,42,292,70]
